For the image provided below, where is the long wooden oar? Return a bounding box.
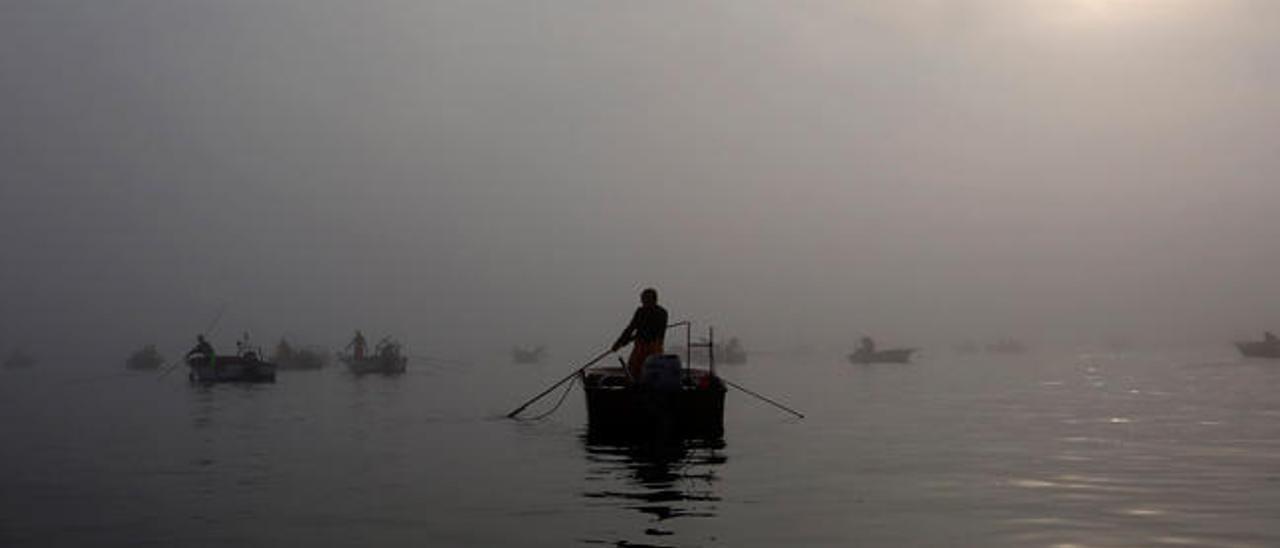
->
[721,378,805,419]
[506,348,613,418]
[156,359,186,379]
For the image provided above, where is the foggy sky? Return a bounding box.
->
[3,1,1279,361]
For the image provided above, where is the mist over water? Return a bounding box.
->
[3,1,1280,546]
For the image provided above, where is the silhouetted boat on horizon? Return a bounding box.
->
[341,338,408,374]
[3,349,36,369]
[512,345,547,364]
[272,339,328,370]
[847,348,916,364]
[1235,340,1280,359]
[125,344,164,370]
[187,351,277,383]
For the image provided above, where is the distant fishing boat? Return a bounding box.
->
[1235,340,1280,359]
[187,351,277,383]
[580,324,727,439]
[512,345,547,364]
[341,338,407,375]
[272,339,328,370]
[847,348,916,364]
[125,344,164,370]
[3,349,36,369]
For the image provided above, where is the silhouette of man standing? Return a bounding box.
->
[348,330,367,360]
[611,288,668,380]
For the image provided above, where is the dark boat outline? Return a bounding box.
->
[847,347,916,364]
[579,322,728,440]
[1235,340,1280,359]
[186,353,277,383]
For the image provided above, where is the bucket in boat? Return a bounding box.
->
[642,354,683,392]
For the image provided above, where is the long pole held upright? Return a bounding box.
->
[506,348,613,419]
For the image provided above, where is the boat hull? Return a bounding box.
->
[1236,341,1280,359]
[343,356,407,375]
[187,356,277,383]
[581,366,726,439]
[848,348,916,364]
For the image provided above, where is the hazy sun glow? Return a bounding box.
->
[1042,0,1201,28]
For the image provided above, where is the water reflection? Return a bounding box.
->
[580,433,726,547]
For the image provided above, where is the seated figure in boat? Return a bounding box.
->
[187,335,215,361]
[235,332,256,359]
[610,287,669,380]
[1266,332,1278,344]
[858,336,876,354]
[347,330,367,360]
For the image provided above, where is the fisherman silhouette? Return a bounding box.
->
[347,330,367,360]
[186,335,216,369]
[611,288,669,380]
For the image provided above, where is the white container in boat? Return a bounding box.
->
[642,354,683,391]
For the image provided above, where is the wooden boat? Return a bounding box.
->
[512,345,547,364]
[272,339,328,370]
[341,339,407,374]
[125,344,165,370]
[187,351,276,383]
[580,361,726,439]
[1235,340,1280,359]
[3,349,36,369]
[847,348,916,364]
[580,324,728,439]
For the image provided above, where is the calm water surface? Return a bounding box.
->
[3,348,1278,547]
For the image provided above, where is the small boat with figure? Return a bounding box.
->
[581,322,727,439]
[186,334,277,383]
[125,344,165,370]
[271,338,328,370]
[187,353,277,382]
[3,348,36,369]
[847,337,915,364]
[341,337,408,374]
[1236,332,1280,359]
[512,345,547,364]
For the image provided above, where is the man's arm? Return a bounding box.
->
[611,309,640,352]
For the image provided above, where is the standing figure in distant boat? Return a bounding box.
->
[1266,331,1278,344]
[235,332,253,358]
[187,335,215,365]
[611,288,669,380]
[859,336,876,355]
[348,330,368,361]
